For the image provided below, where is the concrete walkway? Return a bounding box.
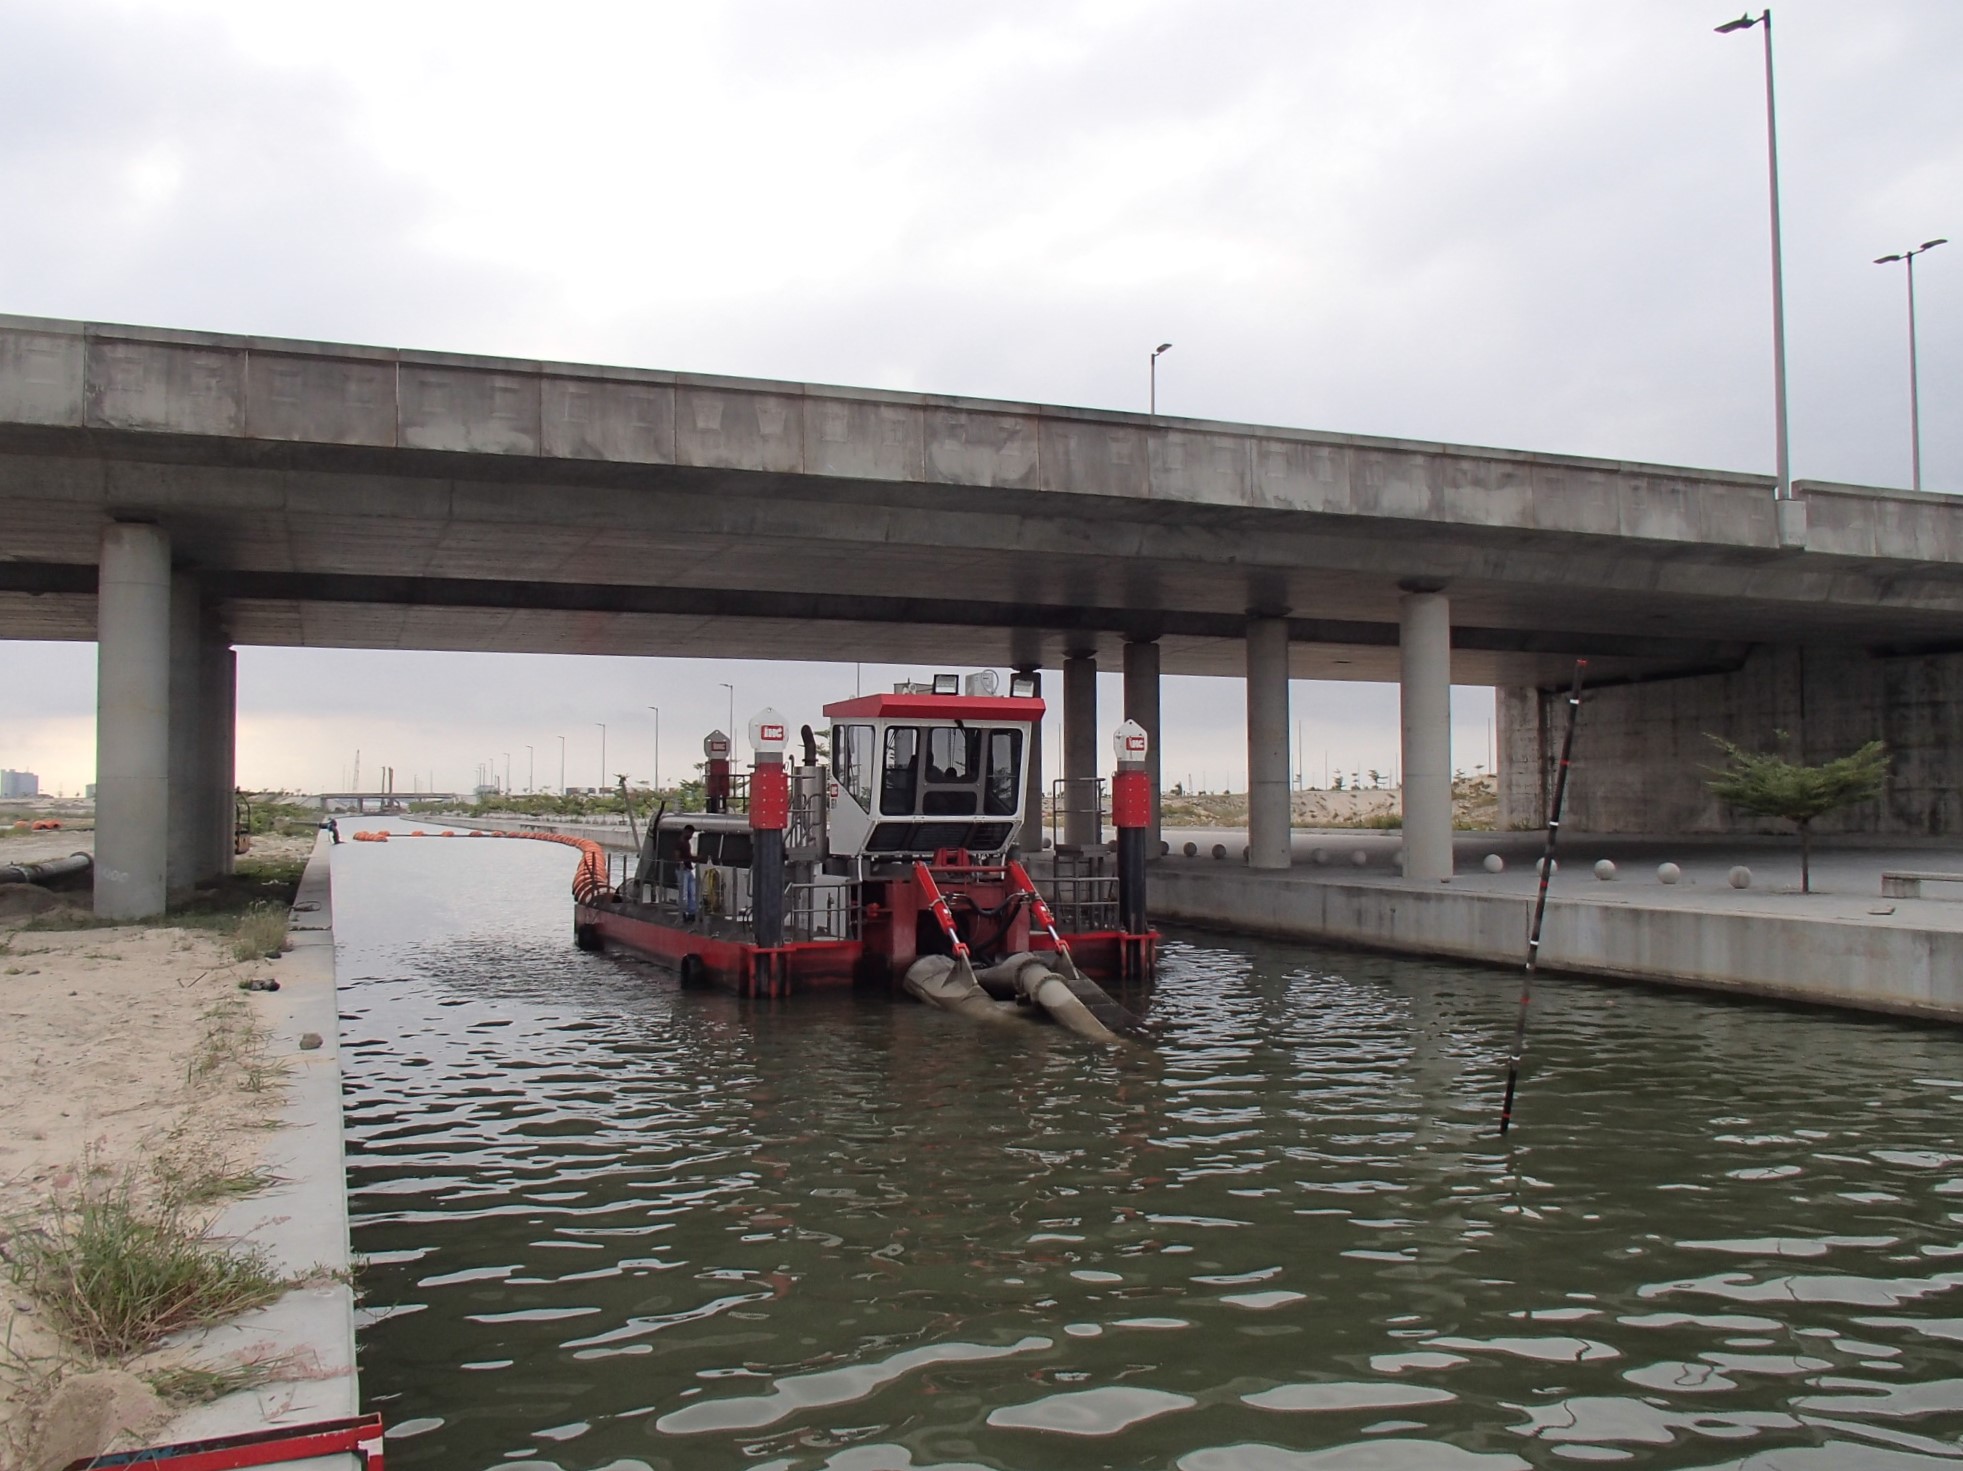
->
[1154,828,1963,1020]
[156,833,358,1468]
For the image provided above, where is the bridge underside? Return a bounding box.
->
[6,426,1949,686]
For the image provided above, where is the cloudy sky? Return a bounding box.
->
[2,0,1958,796]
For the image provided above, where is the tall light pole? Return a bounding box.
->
[719,682,734,740]
[595,722,607,791]
[647,706,660,791]
[558,734,566,794]
[1149,342,1173,415]
[524,743,534,794]
[1874,238,1947,492]
[502,751,511,795]
[1716,11,1791,503]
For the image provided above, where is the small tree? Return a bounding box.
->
[1704,734,1889,893]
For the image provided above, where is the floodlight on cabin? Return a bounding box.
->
[932,673,960,695]
[1010,673,1037,698]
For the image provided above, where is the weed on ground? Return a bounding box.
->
[2,1174,283,1360]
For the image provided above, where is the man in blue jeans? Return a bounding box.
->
[678,824,699,921]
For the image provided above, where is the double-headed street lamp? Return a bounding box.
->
[719,683,735,742]
[1149,342,1173,415]
[1716,11,1791,504]
[596,722,607,792]
[1874,238,1947,492]
[647,706,661,792]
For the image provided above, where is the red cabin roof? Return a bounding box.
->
[822,693,1046,721]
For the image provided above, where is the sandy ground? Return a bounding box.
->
[0,905,298,1466]
[2,828,314,871]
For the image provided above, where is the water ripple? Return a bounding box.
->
[337,841,1963,1470]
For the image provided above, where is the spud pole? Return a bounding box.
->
[1499,659,1586,1136]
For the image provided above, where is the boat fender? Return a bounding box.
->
[902,955,1018,1024]
[1015,965,1123,1046]
[679,953,709,989]
[573,923,601,952]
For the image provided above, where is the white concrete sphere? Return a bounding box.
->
[1482,853,1505,873]
[1351,849,1370,867]
[1535,857,1559,877]
[1159,840,1171,857]
[1594,859,1617,881]
[1211,843,1228,860]
[1310,847,1329,865]
[1240,845,1251,862]
[1728,865,1752,889]
[1657,862,1682,884]
[1183,841,1199,858]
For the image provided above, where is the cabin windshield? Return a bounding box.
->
[878,724,1021,818]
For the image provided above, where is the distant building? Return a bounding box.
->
[1,769,40,798]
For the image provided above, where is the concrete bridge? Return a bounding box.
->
[4,314,1960,916]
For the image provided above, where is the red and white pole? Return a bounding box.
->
[1113,719,1151,935]
[704,729,731,813]
[748,709,789,949]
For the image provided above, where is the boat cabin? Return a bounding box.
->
[822,691,1043,861]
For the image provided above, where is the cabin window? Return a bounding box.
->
[985,729,1022,816]
[832,724,874,810]
[880,726,921,815]
[921,727,982,816]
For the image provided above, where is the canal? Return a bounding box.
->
[336,834,1963,1469]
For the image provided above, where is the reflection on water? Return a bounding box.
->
[336,834,1963,1470]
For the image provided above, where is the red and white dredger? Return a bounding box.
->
[571,672,1158,1042]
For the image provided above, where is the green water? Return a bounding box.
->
[337,836,1963,1469]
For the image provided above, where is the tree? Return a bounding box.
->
[1704,734,1889,893]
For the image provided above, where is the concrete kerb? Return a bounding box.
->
[155,832,358,1469]
[1150,862,1963,1023]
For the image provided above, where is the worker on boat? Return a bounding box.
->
[678,823,699,921]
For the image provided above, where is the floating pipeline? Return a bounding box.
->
[344,827,609,903]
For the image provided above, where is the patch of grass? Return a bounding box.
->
[2,1175,284,1358]
[228,901,289,963]
[145,1353,288,1405]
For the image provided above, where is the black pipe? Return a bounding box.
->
[752,830,784,948]
[0,852,92,887]
[1117,827,1148,934]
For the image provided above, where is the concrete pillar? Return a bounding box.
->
[95,523,172,920]
[1400,590,1454,882]
[200,637,237,879]
[166,573,203,896]
[1015,665,1044,853]
[1122,638,1162,851]
[1062,653,1098,848]
[1245,617,1291,869]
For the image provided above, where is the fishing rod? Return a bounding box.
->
[1498,658,1586,1137]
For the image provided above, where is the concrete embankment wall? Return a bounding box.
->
[1499,645,1963,837]
[161,833,359,1455]
[1152,865,1963,1022]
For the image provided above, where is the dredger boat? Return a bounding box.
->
[571,673,1158,1040]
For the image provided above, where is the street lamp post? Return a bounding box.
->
[596,723,607,792]
[503,752,511,795]
[647,706,660,792]
[1874,238,1948,492]
[1716,11,1791,503]
[558,734,566,795]
[719,683,734,741]
[1149,342,1173,415]
[525,744,534,794]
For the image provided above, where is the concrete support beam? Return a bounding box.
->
[1245,617,1291,869]
[1123,638,1162,851]
[201,637,237,879]
[1062,653,1098,848]
[95,523,171,919]
[1400,590,1454,882]
[167,573,203,896]
[1015,665,1043,853]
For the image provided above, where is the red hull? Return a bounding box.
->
[574,899,1155,997]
